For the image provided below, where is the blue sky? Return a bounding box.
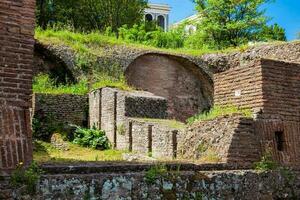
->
[149,0,300,41]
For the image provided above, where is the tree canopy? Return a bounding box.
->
[192,0,286,48]
[36,0,148,33]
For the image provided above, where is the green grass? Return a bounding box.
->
[33,74,88,95]
[132,118,186,129]
[33,74,133,95]
[33,140,125,163]
[35,28,245,57]
[187,105,252,124]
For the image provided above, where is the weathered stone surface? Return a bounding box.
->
[32,94,88,139]
[179,114,260,165]
[5,168,300,200]
[202,41,300,72]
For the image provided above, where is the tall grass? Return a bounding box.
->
[187,105,252,124]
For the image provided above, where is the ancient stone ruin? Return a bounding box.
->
[1,0,300,199]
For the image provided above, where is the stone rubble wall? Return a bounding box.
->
[4,169,299,200]
[202,41,300,72]
[179,114,261,165]
[0,0,35,174]
[33,93,88,128]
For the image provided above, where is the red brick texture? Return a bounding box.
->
[0,0,35,174]
[214,58,300,167]
[125,53,213,122]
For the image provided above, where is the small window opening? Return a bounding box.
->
[275,131,284,151]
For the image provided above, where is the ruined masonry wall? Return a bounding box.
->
[33,94,88,127]
[0,0,35,174]
[179,114,261,165]
[4,170,300,199]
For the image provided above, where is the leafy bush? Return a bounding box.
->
[187,105,252,124]
[72,126,111,150]
[254,150,278,171]
[10,161,43,195]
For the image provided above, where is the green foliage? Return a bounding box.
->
[192,0,277,48]
[10,161,43,195]
[258,23,287,41]
[145,164,168,184]
[117,123,126,135]
[254,150,278,171]
[36,0,148,33]
[119,23,185,49]
[72,126,111,150]
[33,74,88,95]
[187,105,252,124]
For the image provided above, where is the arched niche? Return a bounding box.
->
[125,53,213,121]
[145,14,153,22]
[157,15,165,30]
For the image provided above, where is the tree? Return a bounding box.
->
[258,23,287,41]
[36,0,148,33]
[192,0,274,48]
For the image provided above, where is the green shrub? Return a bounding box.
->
[72,126,111,150]
[145,164,168,184]
[10,161,43,195]
[187,105,252,124]
[254,150,278,171]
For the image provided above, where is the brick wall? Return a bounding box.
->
[179,114,261,165]
[0,0,35,174]
[32,94,88,139]
[89,87,168,149]
[125,53,213,121]
[214,59,264,112]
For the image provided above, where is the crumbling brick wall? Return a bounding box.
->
[0,0,35,174]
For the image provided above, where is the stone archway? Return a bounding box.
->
[145,14,153,22]
[125,53,213,122]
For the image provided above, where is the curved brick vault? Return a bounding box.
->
[125,53,214,121]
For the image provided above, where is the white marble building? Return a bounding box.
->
[144,3,171,32]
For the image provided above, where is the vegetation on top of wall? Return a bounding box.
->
[134,118,186,130]
[254,150,278,171]
[33,74,133,95]
[187,105,252,124]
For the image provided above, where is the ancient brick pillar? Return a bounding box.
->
[0,0,35,174]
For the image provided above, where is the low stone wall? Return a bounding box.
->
[89,87,168,148]
[3,165,299,200]
[179,114,261,165]
[32,94,88,138]
[127,118,184,159]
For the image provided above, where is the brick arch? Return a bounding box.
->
[125,53,213,121]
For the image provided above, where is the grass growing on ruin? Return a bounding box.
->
[187,105,252,124]
[33,74,133,95]
[35,28,239,57]
[33,74,89,95]
[33,140,125,163]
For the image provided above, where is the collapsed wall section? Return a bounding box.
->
[0,0,35,173]
[179,114,260,165]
